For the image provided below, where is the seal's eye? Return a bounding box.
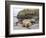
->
[31,21,35,25]
[22,25,25,27]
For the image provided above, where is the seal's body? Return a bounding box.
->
[22,19,32,28]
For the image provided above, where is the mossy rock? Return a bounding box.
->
[17,9,39,19]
